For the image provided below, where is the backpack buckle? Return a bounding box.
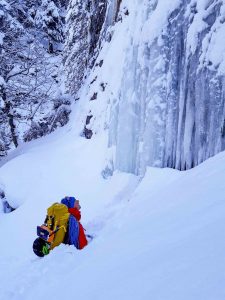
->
[37,225,55,243]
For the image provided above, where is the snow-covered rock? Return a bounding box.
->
[79,0,225,174]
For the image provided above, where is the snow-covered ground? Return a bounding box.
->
[0,113,225,300]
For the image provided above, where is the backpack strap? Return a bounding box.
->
[45,215,55,231]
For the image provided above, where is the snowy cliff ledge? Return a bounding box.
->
[77,0,225,174]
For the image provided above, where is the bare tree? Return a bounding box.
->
[0,0,70,153]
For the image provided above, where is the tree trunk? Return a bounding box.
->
[1,86,18,148]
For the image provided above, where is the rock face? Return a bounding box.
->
[160,1,225,171]
[63,0,121,95]
[63,0,108,95]
[112,0,225,173]
[76,0,225,174]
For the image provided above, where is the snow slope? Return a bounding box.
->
[0,116,225,299]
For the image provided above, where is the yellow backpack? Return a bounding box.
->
[37,203,70,250]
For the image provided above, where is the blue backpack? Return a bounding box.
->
[61,197,80,249]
